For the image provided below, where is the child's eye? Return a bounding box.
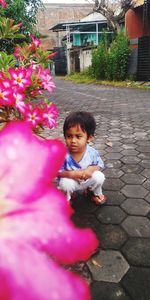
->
[77,135,82,139]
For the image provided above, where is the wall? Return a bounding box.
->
[36,2,92,50]
[80,48,92,72]
[125,7,150,40]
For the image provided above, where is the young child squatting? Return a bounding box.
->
[58,111,106,205]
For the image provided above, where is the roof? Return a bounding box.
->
[50,20,107,32]
[80,12,106,22]
[131,0,144,8]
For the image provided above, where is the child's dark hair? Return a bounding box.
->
[63,111,96,137]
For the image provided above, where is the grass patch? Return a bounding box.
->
[57,73,150,90]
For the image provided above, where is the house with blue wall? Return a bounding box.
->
[50,12,113,74]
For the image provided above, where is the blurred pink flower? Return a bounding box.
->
[0,82,14,106]
[0,0,7,8]
[40,69,56,92]
[30,34,41,49]
[0,121,99,299]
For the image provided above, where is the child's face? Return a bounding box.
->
[65,124,91,155]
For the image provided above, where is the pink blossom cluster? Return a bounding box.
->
[0,64,57,129]
[0,121,99,299]
[14,34,58,65]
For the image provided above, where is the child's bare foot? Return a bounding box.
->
[92,194,107,205]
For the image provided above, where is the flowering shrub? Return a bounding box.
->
[0,2,99,299]
[0,1,58,131]
[0,120,99,299]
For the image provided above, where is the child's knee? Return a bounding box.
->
[92,170,105,185]
[59,178,76,193]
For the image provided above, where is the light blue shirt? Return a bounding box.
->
[61,144,104,171]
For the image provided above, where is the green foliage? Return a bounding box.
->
[90,33,131,81]
[0,16,25,39]
[0,52,17,71]
[107,33,132,80]
[91,43,108,79]
[1,0,43,34]
[91,33,110,80]
[0,15,25,53]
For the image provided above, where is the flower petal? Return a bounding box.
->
[0,121,66,202]
[0,240,91,300]
[2,188,99,264]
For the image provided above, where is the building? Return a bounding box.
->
[125,0,150,80]
[50,12,112,74]
[36,2,92,50]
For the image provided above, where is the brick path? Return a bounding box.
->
[45,78,150,300]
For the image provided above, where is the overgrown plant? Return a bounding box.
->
[0,14,58,131]
[91,33,110,80]
[107,32,131,80]
[90,32,131,81]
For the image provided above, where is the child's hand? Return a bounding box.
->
[81,166,100,180]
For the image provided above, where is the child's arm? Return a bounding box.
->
[81,165,100,180]
[58,169,85,181]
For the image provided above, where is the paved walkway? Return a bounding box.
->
[45,78,150,300]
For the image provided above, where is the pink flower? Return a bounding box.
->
[40,68,55,92]
[9,67,32,91]
[0,82,14,106]
[47,51,58,59]
[29,34,41,50]
[23,105,42,128]
[42,103,58,129]
[0,0,7,8]
[0,121,98,299]
[13,91,26,113]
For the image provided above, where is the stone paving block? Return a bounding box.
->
[122,267,150,300]
[104,179,124,191]
[91,282,131,300]
[72,213,100,234]
[105,191,125,205]
[143,179,150,191]
[106,146,122,153]
[121,174,145,184]
[121,139,136,144]
[121,238,150,267]
[141,169,150,178]
[138,153,150,160]
[71,194,99,213]
[104,168,124,178]
[121,164,144,174]
[87,250,129,283]
[121,134,135,139]
[139,159,150,168]
[96,206,126,225]
[122,216,150,237]
[121,198,150,216]
[96,224,128,250]
[136,140,150,146]
[121,185,148,198]
[104,153,123,160]
[121,149,139,156]
[145,193,150,203]
[137,146,150,152]
[105,160,122,169]
[121,156,140,164]
[122,144,136,150]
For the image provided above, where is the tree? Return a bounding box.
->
[90,0,132,33]
[1,0,43,35]
[0,0,43,52]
